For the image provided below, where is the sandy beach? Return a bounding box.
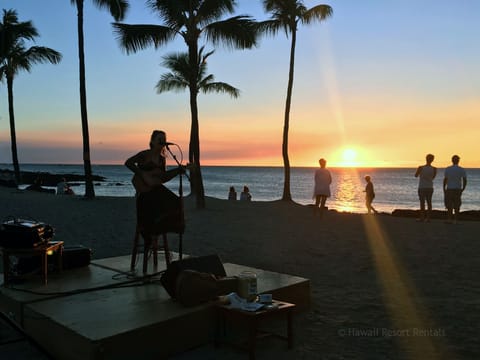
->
[1,186,479,359]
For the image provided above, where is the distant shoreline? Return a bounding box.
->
[2,163,480,170]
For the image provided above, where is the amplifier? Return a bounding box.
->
[59,245,91,269]
[0,219,54,248]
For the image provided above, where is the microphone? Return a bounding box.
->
[160,142,176,147]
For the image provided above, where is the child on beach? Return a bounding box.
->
[364,175,378,214]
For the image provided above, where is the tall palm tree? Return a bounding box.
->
[0,9,62,185]
[156,47,240,98]
[70,0,129,198]
[113,0,258,209]
[261,0,332,201]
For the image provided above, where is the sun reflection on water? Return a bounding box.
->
[331,168,364,213]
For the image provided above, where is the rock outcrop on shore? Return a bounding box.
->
[392,208,480,221]
[0,169,105,187]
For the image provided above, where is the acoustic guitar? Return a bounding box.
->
[132,166,189,193]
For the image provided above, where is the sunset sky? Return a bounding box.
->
[0,0,479,168]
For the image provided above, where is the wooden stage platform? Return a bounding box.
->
[0,254,310,360]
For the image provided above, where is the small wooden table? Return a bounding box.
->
[215,300,296,360]
[1,241,64,285]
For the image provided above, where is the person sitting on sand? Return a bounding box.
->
[56,177,74,195]
[364,175,378,214]
[240,186,252,201]
[228,186,237,201]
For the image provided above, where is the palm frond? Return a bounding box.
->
[198,46,215,67]
[301,5,333,25]
[92,0,129,21]
[156,73,189,93]
[1,9,38,57]
[0,64,6,81]
[200,81,240,98]
[147,0,188,29]
[112,23,176,53]
[198,73,214,86]
[197,0,235,27]
[203,16,258,49]
[1,42,61,78]
[158,47,239,98]
[256,19,284,37]
[161,52,191,76]
[24,46,62,65]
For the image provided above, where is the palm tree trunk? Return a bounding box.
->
[7,75,21,184]
[188,41,205,209]
[76,0,95,198]
[189,92,206,209]
[282,28,296,201]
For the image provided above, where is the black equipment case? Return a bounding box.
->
[60,245,91,269]
[0,218,54,248]
[16,245,91,274]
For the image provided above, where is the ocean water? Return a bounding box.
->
[2,164,479,214]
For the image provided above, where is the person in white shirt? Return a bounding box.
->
[414,154,437,222]
[240,186,252,201]
[313,158,332,218]
[443,155,467,224]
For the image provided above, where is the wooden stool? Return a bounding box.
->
[1,241,64,285]
[215,300,296,360]
[130,225,171,274]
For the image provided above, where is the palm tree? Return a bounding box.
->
[69,0,129,198]
[156,47,240,98]
[260,0,332,201]
[0,9,62,185]
[113,0,258,209]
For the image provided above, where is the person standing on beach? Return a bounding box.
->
[443,155,467,224]
[415,153,437,222]
[313,158,332,218]
[364,175,378,214]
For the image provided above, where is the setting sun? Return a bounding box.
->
[343,148,357,162]
[338,148,360,167]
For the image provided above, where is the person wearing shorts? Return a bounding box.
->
[415,154,437,222]
[443,155,467,224]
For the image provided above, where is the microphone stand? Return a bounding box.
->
[165,145,187,260]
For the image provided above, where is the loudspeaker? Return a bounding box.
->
[160,254,226,298]
[58,245,91,269]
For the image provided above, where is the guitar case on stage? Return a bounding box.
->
[160,254,227,298]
